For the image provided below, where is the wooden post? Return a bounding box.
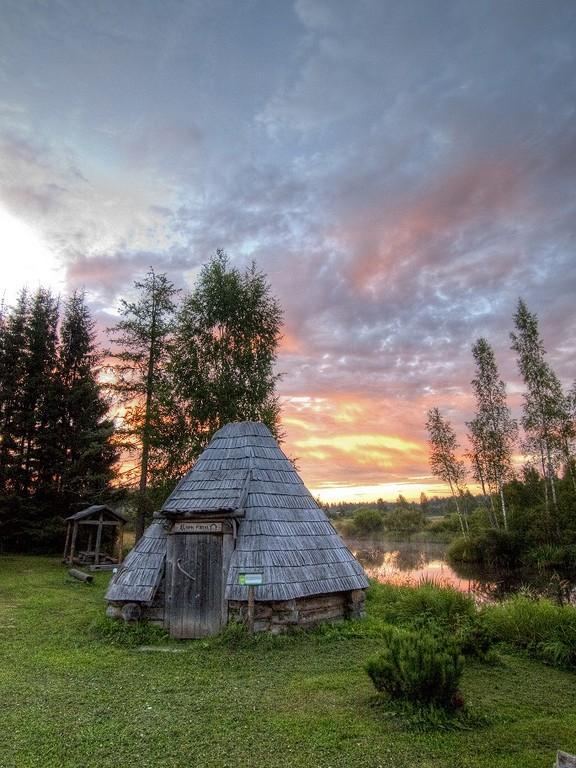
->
[87,529,94,558]
[116,525,124,564]
[62,522,71,562]
[247,585,255,633]
[69,522,79,565]
[94,511,104,566]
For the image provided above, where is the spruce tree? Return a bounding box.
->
[56,291,116,506]
[0,288,117,552]
[17,288,59,497]
[0,290,29,493]
[108,268,179,541]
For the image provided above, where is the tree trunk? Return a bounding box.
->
[450,481,467,537]
[539,444,549,514]
[499,483,508,531]
[135,284,158,543]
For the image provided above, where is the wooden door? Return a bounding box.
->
[167,533,224,638]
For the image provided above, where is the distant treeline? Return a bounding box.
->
[323,493,458,519]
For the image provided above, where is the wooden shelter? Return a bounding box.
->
[63,505,127,568]
[106,422,368,636]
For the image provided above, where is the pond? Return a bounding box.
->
[344,537,576,605]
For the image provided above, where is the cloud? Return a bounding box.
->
[1,0,575,499]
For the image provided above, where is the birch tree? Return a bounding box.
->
[169,250,282,463]
[510,299,570,529]
[467,338,517,530]
[426,407,468,535]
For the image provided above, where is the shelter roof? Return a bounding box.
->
[66,505,128,523]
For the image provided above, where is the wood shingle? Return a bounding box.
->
[106,421,368,610]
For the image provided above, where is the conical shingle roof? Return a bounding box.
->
[162,422,368,602]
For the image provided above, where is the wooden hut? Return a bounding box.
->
[63,505,127,569]
[106,422,368,636]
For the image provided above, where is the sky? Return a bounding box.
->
[1,0,575,502]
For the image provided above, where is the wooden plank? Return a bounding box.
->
[247,585,255,632]
[116,526,124,564]
[69,522,78,564]
[172,521,223,534]
[94,511,104,565]
[62,522,71,562]
[168,533,224,638]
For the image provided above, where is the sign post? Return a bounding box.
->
[238,573,264,633]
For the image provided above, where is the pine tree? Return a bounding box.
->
[17,288,59,497]
[426,407,468,535]
[108,268,179,541]
[0,288,116,552]
[56,291,116,506]
[467,338,517,530]
[169,250,283,461]
[510,299,570,529]
[0,290,29,493]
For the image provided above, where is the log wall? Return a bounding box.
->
[108,587,365,633]
[228,589,365,633]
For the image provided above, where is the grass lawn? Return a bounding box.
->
[0,556,575,768]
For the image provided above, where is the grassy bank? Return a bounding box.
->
[1,556,575,768]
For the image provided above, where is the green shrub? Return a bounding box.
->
[478,529,524,566]
[447,536,483,563]
[508,502,556,545]
[427,513,464,535]
[467,507,493,534]
[448,530,524,567]
[351,508,385,537]
[524,543,576,571]
[455,614,498,661]
[365,626,464,708]
[385,506,424,536]
[393,581,475,631]
[482,595,576,669]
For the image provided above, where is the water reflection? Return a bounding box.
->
[346,537,576,605]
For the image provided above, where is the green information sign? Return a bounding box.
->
[238,572,264,586]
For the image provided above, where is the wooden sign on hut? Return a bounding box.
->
[63,505,127,569]
[106,422,368,636]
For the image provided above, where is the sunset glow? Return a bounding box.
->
[0,206,65,302]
